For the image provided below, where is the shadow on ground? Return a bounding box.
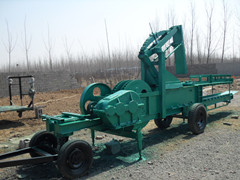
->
[14,110,233,179]
[0,120,25,130]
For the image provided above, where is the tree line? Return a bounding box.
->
[1,0,240,74]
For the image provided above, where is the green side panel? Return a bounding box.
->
[165,86,196,116]
[148,95,159,115]
[139,91,162,120]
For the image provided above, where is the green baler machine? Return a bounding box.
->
[0,25,237,179]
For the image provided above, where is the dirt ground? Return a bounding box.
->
[0,78,240,179]
[0,89,83,147]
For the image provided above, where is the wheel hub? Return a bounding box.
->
[197,110,205,129]
[68,148,84,169]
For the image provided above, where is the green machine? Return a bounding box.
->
[0,25,237,179]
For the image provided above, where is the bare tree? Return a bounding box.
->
[181,14,190,63]
[196,29,202,64]
[232,31,235,61]
[168,7,176,27]
[236,4,240,61]
[152,12,161,32]
[189,1,196,65]
[3,20,17,72]
[205,1,214,64]
[220,0,230,63]
[43,25,54,70]
[104,19,111,62]
[63,36,73,62]
[78,40,87,59]
[23,16,32,71]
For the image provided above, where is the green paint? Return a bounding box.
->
[42,25,235,158]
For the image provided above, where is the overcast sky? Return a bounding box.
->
[0,0,239,68]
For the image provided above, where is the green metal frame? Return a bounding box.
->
[42,25,236,159]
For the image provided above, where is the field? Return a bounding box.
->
[0,78,240,179]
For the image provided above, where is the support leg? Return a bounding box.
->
[91,129,95,146]
[136,129,143,160]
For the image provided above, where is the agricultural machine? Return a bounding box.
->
[0,75,42,118]
[0,25,237,179]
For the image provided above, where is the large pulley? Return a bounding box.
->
[113,80,152,93]
[80,83,112,114]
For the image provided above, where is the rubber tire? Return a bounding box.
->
[188,103,207,134]
[154,116,173,129]
[57,140,93,179]
[29,130,57,157]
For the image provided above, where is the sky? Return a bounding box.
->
[0,0,239,69]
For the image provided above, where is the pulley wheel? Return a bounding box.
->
[121,80,152,93]
[112,80,132,92]
[80,83,112,114]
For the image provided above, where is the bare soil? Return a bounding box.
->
[0,89,83,147]
[0,78,239,180]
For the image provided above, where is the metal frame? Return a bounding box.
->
[0,147,57,168]
[8,75,34,107]
[0,75,35,117]
[41,26,236,159]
